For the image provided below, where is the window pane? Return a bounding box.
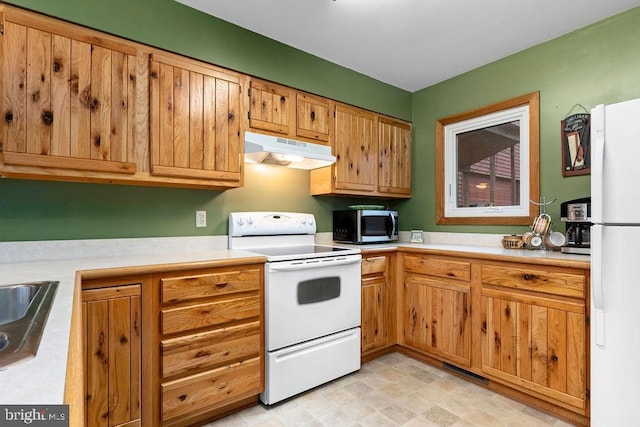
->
[456,120,520,208]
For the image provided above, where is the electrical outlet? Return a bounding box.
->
[195,211,207,228]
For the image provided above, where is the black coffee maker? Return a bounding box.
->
[560,197,591,255]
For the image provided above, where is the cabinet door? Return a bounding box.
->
[248,79,291,135]
[149,52,242,183]
[296,92,331,143]
[480,288,586,411]
[1,12,143,175]
[361,275,388,352]
[403,273,471,366]
[378,117,411,196]
[333,103,377,192]
[83,284,141,427]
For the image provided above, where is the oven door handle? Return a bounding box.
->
[269,257,361,272]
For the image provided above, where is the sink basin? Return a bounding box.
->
[0,283,42,325]
[0,281,59,368]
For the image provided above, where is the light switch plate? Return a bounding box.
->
[410,230,423,243]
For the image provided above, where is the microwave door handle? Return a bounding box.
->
[389,212,397,238]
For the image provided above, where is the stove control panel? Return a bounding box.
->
[229,212,316,236]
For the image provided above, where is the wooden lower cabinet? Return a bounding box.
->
[479,262,588,413]
[81,260,264,427]
[402,261,472,367]
[361,253,395,355]
[153,264,264,426]
[82,283,142,427]
[398,251,590,423]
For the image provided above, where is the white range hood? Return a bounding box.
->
[244,131,335,170]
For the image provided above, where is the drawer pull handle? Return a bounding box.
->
[178,394,187,401]
[215,283,228,288]
[522,274,536,281]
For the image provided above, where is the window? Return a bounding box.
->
[435,92,539,225]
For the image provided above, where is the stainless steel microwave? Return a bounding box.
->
[333,209,399,244]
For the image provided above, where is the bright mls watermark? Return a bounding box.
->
[0,405,68,426]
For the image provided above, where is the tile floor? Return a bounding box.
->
[209,352,575,426]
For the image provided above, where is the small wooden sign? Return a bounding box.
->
[561,113,591,176]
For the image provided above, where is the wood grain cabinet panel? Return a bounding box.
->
[160,268,261,304]
[481,264,585,298]
[1,8,146,176]
[295,92,331,143]
[161,294,260,335]
[154,264,264,426]
[480,287,586,411]
[361,254,395,355]
[403,273,471,366]
[83,284,141,427]
[378,117,412,196]
[149,52,243,184]
[161,321,260,378]
[311,105,411,198]
[332,103,378,193]
[161,357,261,423]
[248,79,291,135]
[404,254,471,282]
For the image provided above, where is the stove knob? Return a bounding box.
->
[247,217,254,225]
[300,218,306,224]
[236,218,244,226]
[308,218,315,227]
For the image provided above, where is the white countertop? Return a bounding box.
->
[0,233,589,406]
[0,236,260,405]
[316,231,591,265]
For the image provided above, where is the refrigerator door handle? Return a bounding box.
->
[591,224,605,346]
[591,104,605,224]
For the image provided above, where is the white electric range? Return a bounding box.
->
[228,212,362,405]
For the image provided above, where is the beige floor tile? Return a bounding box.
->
[211,353,567,426]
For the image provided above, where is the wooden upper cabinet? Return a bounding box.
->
[149,52,243,184]
[248,79,291,136]
[295,92,331,143]
[379,117,411,196]
[248,78,332,145]
[0,7,147,175]
[311,104,412,198]
[332,103,378,193]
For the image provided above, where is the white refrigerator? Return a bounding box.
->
[590,97,640,425]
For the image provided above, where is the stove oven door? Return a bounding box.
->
[265,254,361,351]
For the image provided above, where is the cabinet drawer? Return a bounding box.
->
[161,268,261,304]
[362,256,386,276]
[404,255,471,282]
[481,264,585,298]
[161,321,260,378]
[161,357,261,422]
[162,294,260,335]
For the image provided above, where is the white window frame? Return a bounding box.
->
[444,105,530,218]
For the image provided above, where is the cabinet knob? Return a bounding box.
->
[310,111,316,121]
[280,96,286,104]
[4,112,13,123]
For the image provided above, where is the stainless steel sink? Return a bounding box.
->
[0,281,59,368]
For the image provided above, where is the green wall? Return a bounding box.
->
[0,0,408,241]
[403,6,640,234]
[1,1,639,241]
